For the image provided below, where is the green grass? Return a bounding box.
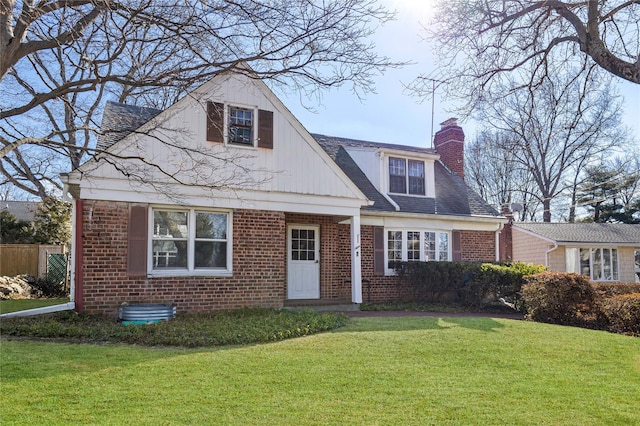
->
[2,317,639,425]
[0,308,348,346]
[0,298,69,314]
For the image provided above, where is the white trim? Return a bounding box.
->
[0,302,75,318]
[383,228,452,275]
[351,214,362,304]
[361,213,505,230]
[148,207,233,276]
[224,102,259,148]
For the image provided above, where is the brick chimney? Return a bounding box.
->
[433,118,465,179]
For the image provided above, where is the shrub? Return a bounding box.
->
[393,261,546,309]
[521,272,606,329]
[30,277,67,298]
[394,261,476,302]
[601,293,640,336]
[0,308,349,347]
[592,282,640,298]
[459,262,546,310]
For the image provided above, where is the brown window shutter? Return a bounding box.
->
[258,109,273,149]
[207,101,224,143]
[452,230,462,262]
[128,205,148,276]
[373,226,385,276]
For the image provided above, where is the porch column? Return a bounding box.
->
[350,214,363,304]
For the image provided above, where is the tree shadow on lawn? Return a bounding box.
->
[0,340,215,382]
[342,316,508,334]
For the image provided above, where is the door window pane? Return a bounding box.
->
[291,228,315,261]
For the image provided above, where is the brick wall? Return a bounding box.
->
[460,230,496,262]
[79,201,286,316]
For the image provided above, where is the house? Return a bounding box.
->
[512,223,640,283]
[2,201,39,222]
[61,72,506,315]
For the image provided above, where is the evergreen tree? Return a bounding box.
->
[32,197,72,245]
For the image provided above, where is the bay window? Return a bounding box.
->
[386,229,450,271]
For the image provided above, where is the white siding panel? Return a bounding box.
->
[78,73,366,208]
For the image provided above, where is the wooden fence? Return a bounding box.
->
[0,244,65,278]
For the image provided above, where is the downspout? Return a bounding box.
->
[545,242,558,269]
[494,222,504,262]
[74,199,84,312]
[62,185,76,308]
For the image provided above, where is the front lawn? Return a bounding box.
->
[2,316,639,425]
[0,298,69,314]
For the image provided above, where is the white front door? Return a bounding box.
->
[287,225,320,299]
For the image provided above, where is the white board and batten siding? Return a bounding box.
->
[70,73,368,216]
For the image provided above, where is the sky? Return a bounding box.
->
[278,0,640,149]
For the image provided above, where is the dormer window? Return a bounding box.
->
[389,157,425,195]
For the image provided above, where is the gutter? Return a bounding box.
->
[0,302,75,319]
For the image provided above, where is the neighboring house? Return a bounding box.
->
[62,71,506,315]
[513,223,640,283]
[2,201,39,222]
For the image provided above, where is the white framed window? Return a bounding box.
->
[386,229,450,273]
[634,249,640,283]
[388,157,425,195]
[565,247,619,281]
[150,208,232,276]
[228,106,254,146]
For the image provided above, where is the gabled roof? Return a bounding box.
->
[515,223,640,245]
[313,134,500,217]
[96,101,162,151]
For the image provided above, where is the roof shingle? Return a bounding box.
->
[313,133,499,217]
[515,223,640,244]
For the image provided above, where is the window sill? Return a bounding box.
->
[148,270,233,278]
[388,192,428,198]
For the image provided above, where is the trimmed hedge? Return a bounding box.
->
[601,293,640,336]
[521,273,606,329]
[459,262,546,310]
[393,261,546,310]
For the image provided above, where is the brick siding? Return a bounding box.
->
[78,201,500,314]
[79,201,287,316]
